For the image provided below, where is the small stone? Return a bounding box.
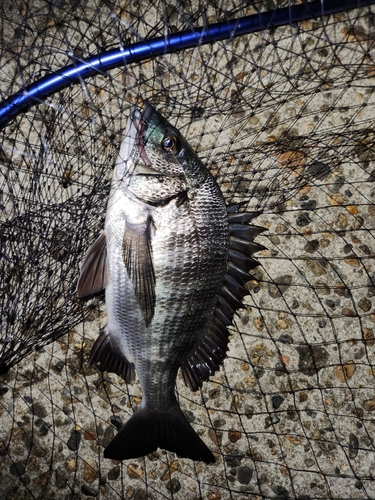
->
[127,464,143,479]
[301,200,317,211]
[272,485,290,498]
[359,244,370,254]
[299,392,308,402]
[268,275,292,298]
[10,460,27,477]
[84,430,97,441]
[303,257,328,276]
[249,115,260,125]
[81,484,98,497]
[253,317,264,331]
[334,284,351,297]
[213,418,226,429]
[32,402,48,418]
[304,240,319,253]
[336,213,348,229]
[325,299,338,310]
[354,216,364,229]
[65,458,77,472]
[269,235,280,245]
[55,468,69,489]
[328,193,345,206]
[276,150,306,176]
[342,25,368,42]
[166,478,181,493]
[345,258,360,267]
[358,298,372,312]
[307,162,331,179]
[39,421,51,437]
[346,205,358,215]
[228,430,241,443]
[265,414,280,428]
[277,319,288,330]
[134,490,147,500]
[108,466,120,481]
[254,367,265,379]
[355,347,366,359]
[208,428,222,446]
[320,238,331,248]
[101,426,115,447]
[272,395,285,409]
[237,466,253,485]
[333,361,356,382]
[35,471,49,488]
[296,213,311,227]
[348,433,359,459]
[110,415,123,430]
[209,388,220,399]
[67,430,81,452]
[364,328,374,346]
[364,398,375,411]
[276,223,287,233]
[296,345,329,376]
[305,458,315,467]
[82,459,99,483]
[342,308,357,317]
[244,406,254,419]
[161,460,178,481]
[225,451,244,467]
[53,361,65,374]
[317,282,330,295]
[207,493,221,500]
[280,355,290,366]
[278,334,293,343]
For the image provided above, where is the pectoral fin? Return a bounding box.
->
[77,232,108,298]
[122,217,155,327]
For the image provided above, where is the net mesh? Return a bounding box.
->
[1,1,375,498]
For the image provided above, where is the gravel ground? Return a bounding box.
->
[1,1,375,499]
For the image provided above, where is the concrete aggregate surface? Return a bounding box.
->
[0,1,375,499]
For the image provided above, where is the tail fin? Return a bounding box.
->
[104,403,215,463]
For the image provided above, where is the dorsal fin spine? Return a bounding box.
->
[181,206,266,391]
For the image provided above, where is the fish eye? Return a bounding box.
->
[162,135,179,154]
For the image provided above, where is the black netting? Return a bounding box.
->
[1,1,375,499]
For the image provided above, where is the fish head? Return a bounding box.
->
[113,103,208,204]
[139,103,208,188]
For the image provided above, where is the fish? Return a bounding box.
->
[76,102,266,463]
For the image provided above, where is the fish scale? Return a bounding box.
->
[77,102,265,462]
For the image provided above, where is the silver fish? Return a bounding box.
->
[77,103,265,463]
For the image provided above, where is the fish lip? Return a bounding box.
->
[141,101,155,125]
[133,103,152,166]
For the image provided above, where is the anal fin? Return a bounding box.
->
[88,329,136,384]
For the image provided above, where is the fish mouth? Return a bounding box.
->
[141,101,154,125]
[131,103,154,167]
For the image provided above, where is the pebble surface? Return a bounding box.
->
[1,1,375,500]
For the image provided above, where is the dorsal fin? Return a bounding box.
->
[181,206,266,391]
